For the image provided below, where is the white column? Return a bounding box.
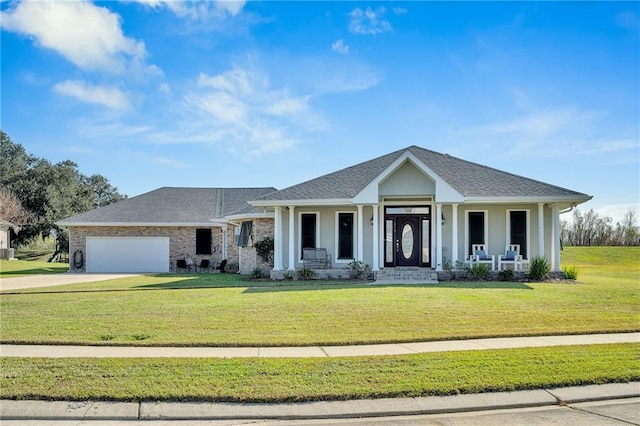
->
[451,204,459,265]
[288,206,296,271]
[372,204,379,271]
[436,203,443,271]
[273,207,283,270]
[538,203,545,259]
[551,204,561,271]
[357,205,364,262]
[222,227,228,260]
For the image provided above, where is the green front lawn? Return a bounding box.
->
[1,246,638,403]
[0,260,69,278]
[2,344,637,402]
[0,247,638,346]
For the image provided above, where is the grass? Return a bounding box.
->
[1,247,638,346]
[1,246,638,403]
[1,343,637,402]
[0,259,69,277]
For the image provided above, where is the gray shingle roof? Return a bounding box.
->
[256,146,590,201]
[58,187,277,225]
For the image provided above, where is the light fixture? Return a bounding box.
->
[370,215,374,226]
[441,214,446,226]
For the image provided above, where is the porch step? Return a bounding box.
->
[374,268,438,284]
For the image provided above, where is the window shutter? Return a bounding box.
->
[238,221,253,247]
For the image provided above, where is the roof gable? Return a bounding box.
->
[253,145,591,204]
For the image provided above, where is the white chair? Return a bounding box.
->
[468,244,495,271]
[498,244,523,271]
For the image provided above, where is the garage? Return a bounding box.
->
[86,237,170,273]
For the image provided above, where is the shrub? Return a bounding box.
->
[224,262,239,274]
[468,263,490,280]
[281,270,294,281]
[528,257,551,281]
[254,237,274,266]
[346,260,372,280]
[499,268,515,282]
[296,267,315,280]
[250,267,268,279]
[563,265,579,280]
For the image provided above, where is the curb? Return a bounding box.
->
[1,382,639,421]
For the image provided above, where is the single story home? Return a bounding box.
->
[58,146,591,276]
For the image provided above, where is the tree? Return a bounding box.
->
[0,187,31,225]
[0,130,126,249]
[561,208,639,246]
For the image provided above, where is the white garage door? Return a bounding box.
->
[86,237,170,273]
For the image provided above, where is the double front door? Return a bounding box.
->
[384,207,431,268]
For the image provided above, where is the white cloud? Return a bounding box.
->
[53,80,131,110]
[478,107,598,137]
[182,66,321,155]
[331,39,350,55]
[349,7,392,35]
[158,82,172,96]
[132,0,246,20]
[0,1,150,74]
[153,157,186,168]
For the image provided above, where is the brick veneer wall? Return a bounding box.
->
[68,226,225,272]
[238,217,275,274]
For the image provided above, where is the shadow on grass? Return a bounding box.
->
[132,274,535,292]
[242,280,534,293]
[0,267,69,277]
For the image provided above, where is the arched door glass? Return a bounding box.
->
[401,223,414,259]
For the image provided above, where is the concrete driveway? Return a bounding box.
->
[0,273,142,291]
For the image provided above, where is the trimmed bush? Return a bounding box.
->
[563,265,579,280]
[528,257,551,281]
[346,260,372,280]
[468,263,490,280]
[296,268,315,280]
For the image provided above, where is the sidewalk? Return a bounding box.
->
[1,332,638,358]
[2,383,639,420]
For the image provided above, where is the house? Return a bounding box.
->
[0,220,16,260]
[58,146,591,275]
[57,187,276,273]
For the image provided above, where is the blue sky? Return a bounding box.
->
[1,1,638,223]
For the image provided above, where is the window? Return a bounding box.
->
[300,213,317,258]
[467,211,486,256]
[196,229,212,255]
[337,212,354,259]
[509,210,528,259]
[237,221,253,247]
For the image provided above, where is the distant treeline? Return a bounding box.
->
[561,208,639,246]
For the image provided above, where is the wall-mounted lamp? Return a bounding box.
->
[370,215,374,226]
[441,214,446,226]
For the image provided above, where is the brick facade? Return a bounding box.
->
[67,218,276,273]
[238,217,274,274]
[68,226,229,272]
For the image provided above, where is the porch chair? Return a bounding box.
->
[468,244,495,271]
[176,259,187,272]
[197,259,211,272]
[498,244,523,271]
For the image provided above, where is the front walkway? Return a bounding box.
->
[1,332,637,358]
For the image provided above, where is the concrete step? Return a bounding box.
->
[374,268,439,284]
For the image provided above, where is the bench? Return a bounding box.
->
[303,247,332,269]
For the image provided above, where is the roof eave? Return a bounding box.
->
[224,212,274,221]
[463,195,593,205]
[250,198,354,207]
[56,221,230,228]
